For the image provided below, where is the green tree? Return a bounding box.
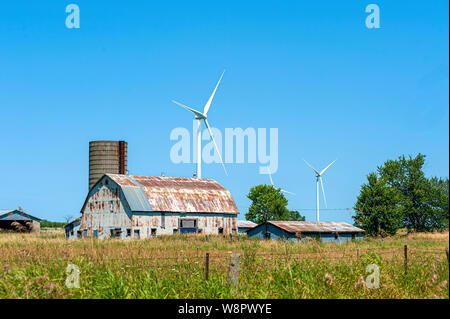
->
[245,184,305,223]
[378,153,448,232]
[353,172,402,236]
[425,177,449,231]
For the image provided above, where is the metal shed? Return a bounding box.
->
[76,174,240,239]
[247,221,365,243]
[64,217,81,239]
[0,209,41,233]
[237,220,257,233]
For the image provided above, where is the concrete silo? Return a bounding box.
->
[89,141,127,190]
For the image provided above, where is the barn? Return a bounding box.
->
[247,221,364,243]
[0,209,41,233]
[71,174,239,239]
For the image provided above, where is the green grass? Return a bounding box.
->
[0,232,448,299]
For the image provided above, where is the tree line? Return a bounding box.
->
[353,153,449,236]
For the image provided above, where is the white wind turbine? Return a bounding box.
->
[172,71,227,179]
[266,168,295,195]
[303,159,337,223]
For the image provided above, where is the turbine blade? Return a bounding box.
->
[172,100,204,118]
[203,70,225,115]
[204,119,228,176]
[320,159,337,175]
[268,170,274,186]
[320,177,327,208]
[281,189,296,195]
[303,159,320,176]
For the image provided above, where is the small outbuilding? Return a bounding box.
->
[247,221,364,243]
[237,220,257,233]
[64,217,81,240]
[0,209,41,233]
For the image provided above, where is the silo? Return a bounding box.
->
[89,141,127,190]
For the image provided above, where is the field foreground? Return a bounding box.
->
[0,232,448,299]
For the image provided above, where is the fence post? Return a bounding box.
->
[205,253,210,281]
[404,245,408,274]
[229,252,240,289]
[356,248,359,261]
[446,248,449,263]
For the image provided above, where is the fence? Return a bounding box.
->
[1,245,448,285]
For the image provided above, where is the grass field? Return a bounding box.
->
[0,232,448,299]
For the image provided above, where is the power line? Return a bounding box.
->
[237,206,355,212]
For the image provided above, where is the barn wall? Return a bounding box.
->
[80,176,133,239]
[31,220,40,233]
[247,223,297,241]
[131,213,237,237]
[248,224,364,243]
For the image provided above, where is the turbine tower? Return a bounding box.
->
[172,71,227,179]
[303,159,337,223]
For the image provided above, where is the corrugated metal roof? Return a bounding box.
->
[237,220,257,228]
[0,210,41,221]
[266,221,365,233]
[106,174,239,214]
[121,186,153,212]
[64,217,82,227]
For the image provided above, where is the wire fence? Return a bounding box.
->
[1,245,448,276]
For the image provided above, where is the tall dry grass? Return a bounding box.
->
[0,232,448,299]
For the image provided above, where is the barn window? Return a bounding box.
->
[111,228,121,238]
[151,228,156,237]
[126,229,131,237]
[352,233,356,240]
[218,227,224,234]
[134,229,140,238]
[334,233,339,240]
[265,232,271,239]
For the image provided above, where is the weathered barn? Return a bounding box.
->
[0,209,41,233]
[64,217,81,239]
[74,174,239,239]
[247,221,364,243]
[237,220,257,233]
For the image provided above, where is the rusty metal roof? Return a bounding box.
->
[64,217,82,228]
[0,209,41,221]
[107,174,239,214]
[266,221,365,233]
[237,220,257,228]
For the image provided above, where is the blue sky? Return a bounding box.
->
[0,0,448,223]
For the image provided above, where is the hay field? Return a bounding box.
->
[0,232,448,299]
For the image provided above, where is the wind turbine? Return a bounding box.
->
[266,168,295,195]
[172,71,227,179]
[303,159,337,223]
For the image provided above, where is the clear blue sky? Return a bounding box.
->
[0,0,448,223]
